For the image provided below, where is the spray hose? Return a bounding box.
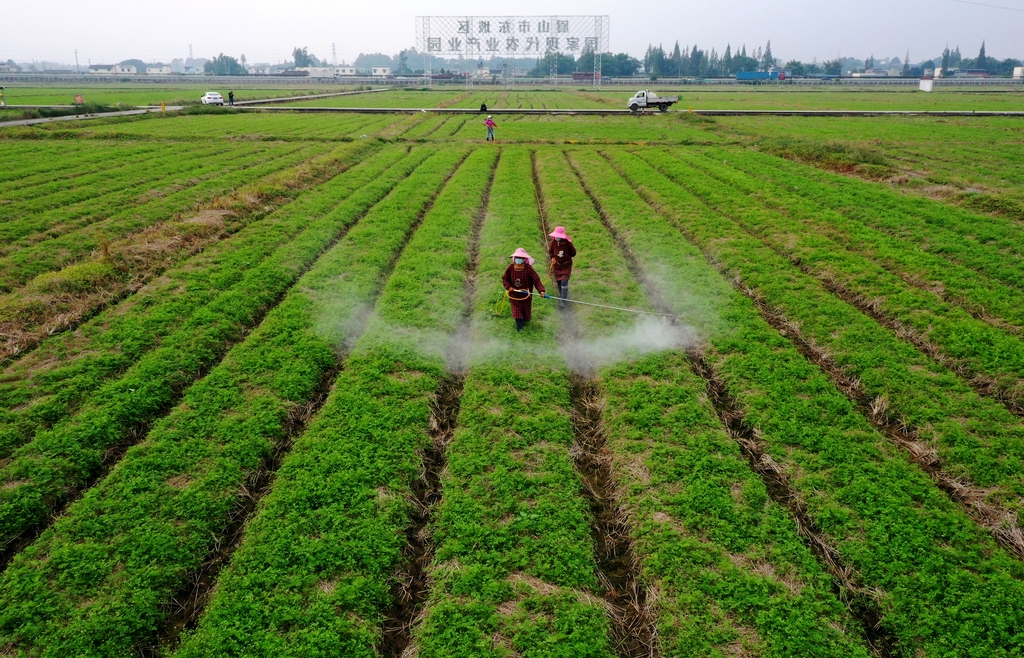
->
[494,289,675,318]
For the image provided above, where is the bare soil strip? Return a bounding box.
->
[570,156,895,657]
[570,377,661,658]
[536,151,661,657]
[379,151,499,657]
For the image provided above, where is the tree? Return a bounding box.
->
[976,40,987,70]
[951,45,962,66]
[119,58,147,73]
[760,40,774,71]
[784,59,805,76]
[602,53,641,77]
[723,44,732,74]
[292,47,315,67]
[823,58,842,75]
[864,54,874,70]
[902,50,910,76]
[397,50,410,74]
[204,54,247,76]
[671,41,682,78]
[941,46,950,76]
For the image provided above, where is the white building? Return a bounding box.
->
[371,66,391,76]
[248,65,271,75]
[337,66,356,76]
[88,64,115,74]
[112,64,137,74]
[146,65,171,75]
[297,67,338,79]
[1014,66,1023,79]
[0,65,17,73]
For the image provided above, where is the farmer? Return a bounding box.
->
[228,91,234,106]
[547,226,576,307]
[484,115,497,141]
[502,248,548,332]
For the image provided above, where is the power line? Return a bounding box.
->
[949,0,1024,11]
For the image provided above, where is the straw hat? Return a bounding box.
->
[548,226,571,242]
[509,247,535,265]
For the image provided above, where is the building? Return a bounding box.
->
[0,65,18,73]
[296,67,337,79]
[1015,66,1023,79]
[146,65,171,75]
[88,64,116,74]
[112,64,136,74]
[248,65,271,75]
[371,66,391,76]
[336,66,356,76]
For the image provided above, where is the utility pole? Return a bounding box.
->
[188,44,193,60]
[332,43,337,66]
[75,49,80,74]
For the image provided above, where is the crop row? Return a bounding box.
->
[0,140,254,249]
[540,148,871,656]
[0,146,443,550]
[728,148,1024,290]
[688,147,1024,334]
[172,146,489,657]
[0,142,335,292]
[0,140,402,456]
[410,147,614,656]
[667,149,1024,406]
[0,140,264,250]
[39,112,405,142]
[0,140,168,197]
[630,149,1024,525]
[0,147,475,658]
[575,149,1024,657]
[0,139,231,210]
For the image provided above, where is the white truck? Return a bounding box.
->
[627,89,679,112]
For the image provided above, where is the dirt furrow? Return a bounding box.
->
[0,151,432,573]
[148,150,476,655]
[732,280,1024,559]
[539,151,660,657]
[380,151,499,657]
[570,152,895,658]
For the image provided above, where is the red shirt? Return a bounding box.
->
[502,263,545,320]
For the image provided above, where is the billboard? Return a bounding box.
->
[415,16,609,58]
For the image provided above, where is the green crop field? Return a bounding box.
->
[2,92,1024,657]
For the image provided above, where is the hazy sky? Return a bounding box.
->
[6,0,1022,65]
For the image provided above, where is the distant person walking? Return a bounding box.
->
[484,115,497,141]
[502,248,548,332]
[547,226,576,307]
[228,91,234,106]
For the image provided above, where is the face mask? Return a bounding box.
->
[514,258,524,265]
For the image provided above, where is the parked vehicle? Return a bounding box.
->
[627,89,679,112]
[200,92,224,105]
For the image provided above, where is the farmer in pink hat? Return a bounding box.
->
[547,226,576,308]
[484,115,497,141]
[502,247,548,332]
